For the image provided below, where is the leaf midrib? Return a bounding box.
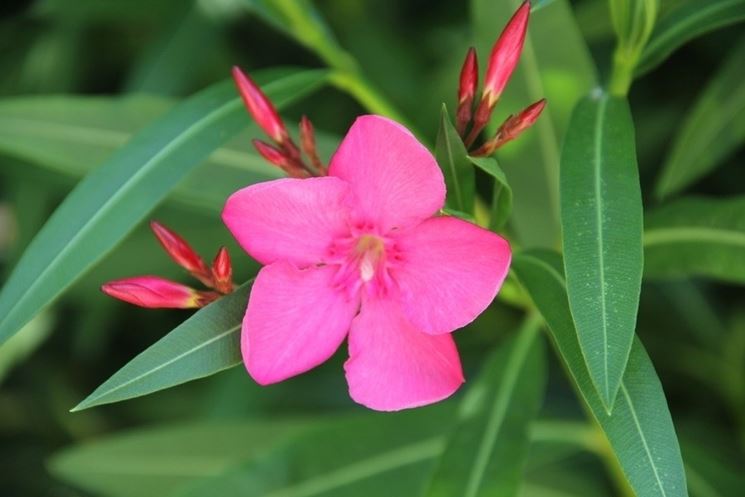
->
[441,122,465,211]
[75,324,241,409]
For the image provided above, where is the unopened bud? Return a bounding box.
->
[456,47,479,136]
[299,116,326,175]
[150,221,212,286]
[232,66,289,144]
[211,247,233,294]
[101,276,215,309]
[472,98,546,156]
[252,139,308,178]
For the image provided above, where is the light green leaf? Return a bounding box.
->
[424,316,545,497]
[175,406,454,497]
[560,93,644,409]
[637,0,745,75]
[0,68,326,346]
[654,36,745,199]
[468,156,513,231]
[472,0,597,247]
[72,283,252,411]
[435,105,475,214]
[512,250,687,497]
[49,419,310,497]
[644,196,745,283]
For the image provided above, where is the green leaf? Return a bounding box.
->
[72,283,252,411]
[175,406,454,497]
[637,0,745,75]
[654,36,745,199]
[49,419,310,497]
[472,0,597,247]
[468,156,513,231]
[559,93,644,409]
[424,316,545,497]
[644,196,745,283]
[435,105,475,214]
[512,250,687,497]
[0,68,326,346]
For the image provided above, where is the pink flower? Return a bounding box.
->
[223,115,511,411]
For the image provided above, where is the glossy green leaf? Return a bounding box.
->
[512,250,687,497]
[644,196,745,283]
[175,406,454,497]
[0,68,326,346]
[72,283,252,411]
[560,93,644,409]
[655,36,745,198]
[435,105,475,213]
[637,0,745,75]
[468,156,513,231]
[424,317,545,497]
[472,0,597,247]
[49,419,309,497]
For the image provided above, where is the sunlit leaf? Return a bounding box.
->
[424,318,545,497]
[637,0,745,75]
[512,250,687,497]
[0,68,326,346]
[644,196,745,283]
[560,93,643,409]
[654,36,745,198]
[72,283,252,411]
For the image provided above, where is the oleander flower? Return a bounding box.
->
[223,115,511,411]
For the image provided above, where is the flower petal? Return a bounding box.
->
[344,297,464,411]
[222,177,352,267]
[393,216,511,334]
[328,115,445,231]
[243,262,359,385]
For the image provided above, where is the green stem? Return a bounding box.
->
[608,49,636,97]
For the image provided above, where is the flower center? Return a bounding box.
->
[355,234,385,282]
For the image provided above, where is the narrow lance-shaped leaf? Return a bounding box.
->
[560,92,643,410]
[468,156,513,231]
[72,282,251,411]
[512,249,687,497]
[0,68,326,346]
[644,196,745,284]
[654,36,745,199]
[636,0,745,75]
[424,315,545,497]
[435,105,475,214]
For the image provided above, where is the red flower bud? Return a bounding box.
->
[456,47,479,136]
[232,66,289,144]
[101,276,215,309]
[252,139,308,178]
[299,115,326,175]
[472,98,546,156]
[482,1,530,108]
[211,247,234,294]
[150,221,212,286]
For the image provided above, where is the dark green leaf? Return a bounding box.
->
[72,282,252,411]
[424,317,545,497]
[560,93,644,409]
[655,36,745,198]
[435,105,475,214]
[644,196,745,283]
[472,0,597,247]
[468,156,513,230]
[512,250,687,497]
[0,69,326,346]
[49,419,309,497]
[637,0,745,75]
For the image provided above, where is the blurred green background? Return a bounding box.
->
[0,0,743,495]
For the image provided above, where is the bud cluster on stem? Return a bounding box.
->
[101,221,237,309]
[453,1,546,156]
[232,66,327,178]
